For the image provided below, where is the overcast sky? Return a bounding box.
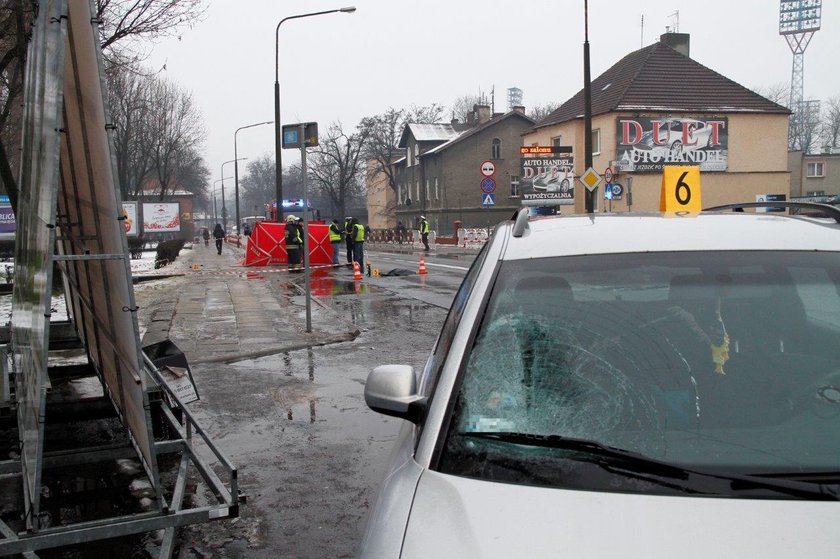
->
[144,0,840,194]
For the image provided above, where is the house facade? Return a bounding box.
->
[789,149,840,200]
[523,33,791,213]
[392,106,536,235]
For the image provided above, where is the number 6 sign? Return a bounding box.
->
[660,166,702,213]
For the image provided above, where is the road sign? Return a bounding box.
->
[482,193,496,206]
[579,167,602,192]
[660,165,701,212]
[480,177,496,194]
[480,161,496,177]
[282,122,318,149]
[604,167,613,184]
[610,183,624,199]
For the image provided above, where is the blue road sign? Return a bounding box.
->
[482,193,496,206]
[480,177,496,194]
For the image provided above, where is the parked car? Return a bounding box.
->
[361,203,840,558]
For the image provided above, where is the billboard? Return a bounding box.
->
[520,147,575,205]
[0,199,15,234]
[121,201,138,236]
[616,117,728,173]
[142,202,181,233]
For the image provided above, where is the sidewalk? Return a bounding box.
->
[134,240,359,366]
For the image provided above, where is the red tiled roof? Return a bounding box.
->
[535,42,789,130]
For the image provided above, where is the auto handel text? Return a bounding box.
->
[615,116,729,172]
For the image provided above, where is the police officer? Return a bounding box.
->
[419,215,430,252]
[329,218,343,265]
[285,215,303,268]
[344,216,354,266]
[352,217,366,267]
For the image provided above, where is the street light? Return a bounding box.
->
[234,121,273,231]
[221,158,247,230]
[274,6,356,222]
[212,178,233,224]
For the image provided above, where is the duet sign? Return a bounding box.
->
[616,117,728,172]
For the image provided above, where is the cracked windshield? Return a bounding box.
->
[0,0,839,558]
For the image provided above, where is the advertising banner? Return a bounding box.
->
[0,199,16,233]
[520,147,575,205]
[616,117,728,173]
[121,201,138,237]
[142,202,181,233]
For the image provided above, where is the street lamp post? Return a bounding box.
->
[274,6,356,222]
[221,159,247,231]
[212,178,232,224]
[234,121,273,231]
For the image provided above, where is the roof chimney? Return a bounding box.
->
[474,104,491,125]
[660,32,690,57]
[512,105,526,114]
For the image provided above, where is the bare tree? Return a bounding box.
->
[145,76,205,200]
[753,82,791,107]
[307,122,367,219]
[107,63,154,200]
[239,156,303,218]
[450,94,481,123]
[528,103,559,123]
[0,1,37,214]
[95,0,206,54]
[821,95,840,150]
[359,104,443,197]
[0,0,206,214]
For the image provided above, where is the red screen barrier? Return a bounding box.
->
[244,221,333,266]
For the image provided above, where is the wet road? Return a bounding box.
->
[178,250,474,558]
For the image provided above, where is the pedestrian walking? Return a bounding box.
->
[419,215,430,251]
[202,227,210,247]
[352,217,366,267]
[212,223,225,255]
[285,215,303,268]
[329,218,343,265]
[344,216,354,266]
[396,221,406,244]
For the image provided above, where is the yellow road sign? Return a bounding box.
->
[580,167,602,192]
[660,166,702,213]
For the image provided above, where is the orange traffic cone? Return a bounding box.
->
[418,255,428,275]
[353,261,363,280]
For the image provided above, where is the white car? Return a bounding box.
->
[361,203,840,558]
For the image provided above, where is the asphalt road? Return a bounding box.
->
[175,248,474,558]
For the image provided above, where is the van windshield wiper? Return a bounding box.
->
[460,431,839,500]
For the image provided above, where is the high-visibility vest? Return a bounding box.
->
[328,223,342,242]
[286,224,302,246]
[354,223,365,242]
[420,220,429,234]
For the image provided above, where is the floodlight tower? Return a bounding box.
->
[779,0,821,151]
[507,87,523,111]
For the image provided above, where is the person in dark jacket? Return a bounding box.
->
[285,215,303,268]
[344,216,354,265]
[212,223,225,255]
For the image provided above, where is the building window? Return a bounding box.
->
[551,136,563,147]
[510,175,520,197]
[807,161,826,177]
[414,144,420,165]
[592,128,601,155]
[397,184,403,206]
[415,180,420,202]
[435,178,440,200]
[491,138,502,160]
[425,179,430,201]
